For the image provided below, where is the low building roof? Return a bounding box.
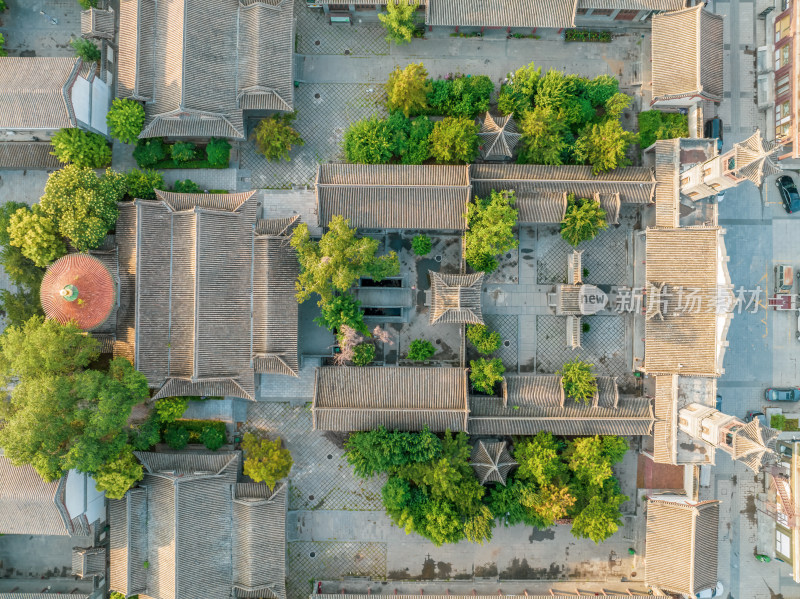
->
[477,113,522,160]
[516,192,568,224]
[654,139,680,228]
[0,457,71,536]
[312,366,470,432]
[645,497,719,597]
[429,271,484,325]
[425,0,576,28]
[652,374,678,464]
[0,142,62,170]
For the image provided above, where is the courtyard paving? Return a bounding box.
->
[0,0,82,57]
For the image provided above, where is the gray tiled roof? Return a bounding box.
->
[477,113,522,160]
[312,367,470,432]
[426,0,576,28]
[72,546,106,578]
[429,271,484,325]
[316,164,472,230]
[0,142,62,170]
[470,164,656,204]
[579,0,686,8]
[81,7,115,40]
[0,457,71,536]
[517,192,568,224]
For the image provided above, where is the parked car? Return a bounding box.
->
[704,117,723,152]
[765,387,800,402]
[776,175,800,214]
[745,411,768,426]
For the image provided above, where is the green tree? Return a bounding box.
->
[571,494,626,543]
[386,112,433,164]
[567,435,628,488]
[379,0,418,45]
[0,203,46,326]
[291,215,400,304]
[514,432,566,487]
[69,38,100,62]
[466,324,501,355]
[517,106,570,165]
[352,342,375,366]
[205,138,231,167]
[427,76,494,118]
[407,339,435,361]
[463,503,495,544]
[417,498,464,546]
[386,63,431,117]
[345,426,442,478]
[165,425,189,450]
[170,141,196,163]
[560,194,608,246]
[519,483,576,527]
[344,117,393,164]
[124,169,164,201]
[604,92,631,120]
[574,118,637,175]
[411,234,432,256]
[464,189,518,273]
[0,287,44,328]
[51,128,111,168]
[241,432,293,490]
[0,33,6,58]
[536,70,570,113]
[173,179,201,193]
[315,293,369,335]
[469,357,504,394]
[133,138,167,168]
[155,397,188,423]
[93,446,143,499]
[637,110,689,149]
[200,426,226,451]
[106,98,146,145]
[557,357,597,404]
[584,74,619,108]
[251,113,304,161]
[131,416,161,451]
[8,206,65,268]
[429,116,479,164]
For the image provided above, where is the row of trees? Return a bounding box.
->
[345,428,629,545]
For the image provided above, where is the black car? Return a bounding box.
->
[776,175,800,214]
[704,117,723,152]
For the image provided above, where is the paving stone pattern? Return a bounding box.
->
[295,0,389,56]
[536,225,629,286]
[287,541,387,599]
[482,314,518,370]
[244,402,385,511]
[239,83,386,188]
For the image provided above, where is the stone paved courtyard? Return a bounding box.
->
[295,0,389,56]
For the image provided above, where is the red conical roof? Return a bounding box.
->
[40,254,115,331]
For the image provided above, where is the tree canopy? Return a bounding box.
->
[241,433,293,490]
[50,128,111,168]
[251,113,304,161]
[386,63,431,117]
[560,194,608,247]
[574,118,637,175]
[464,189,518,272]
[106,98,146,145]
[428,116,480,164]
[517,106,571,165]
[557,357,598,404]
[379,0,418,45]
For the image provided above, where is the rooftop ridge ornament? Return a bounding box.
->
[60,284,79,302]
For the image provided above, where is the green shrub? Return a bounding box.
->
[155,397,188,423]
[8,207,66,268]
[124,169,164,201]
[251,113,304,161]
[315,293,369,336]
[407,339,435,361]
[51,128,111,168]
[344,117,393,164]
[637,110,689,150]
[166,419,226,444]
[205,138,231,168]
[470,357,504,394]
[427,75,494,118]
[0,1,6,12]
[411,234,432,256]
[200,426,226,451]
[771,414,787,430]
[466,324,501,354]
[106,98,146,145]
[133,138,168,168]
[0,33,7,57]
[429,116,479,164]
[557,357,597,404]
[386,112,433,164]
[131,416,161,450]
[464,190,518,273]
[164,425,189,450]
[352,343,376,366]
[170,141,196,163]
[70,38,100,62]
[173,179,201,193]
[77,0,96,9]
[386,63,431,117]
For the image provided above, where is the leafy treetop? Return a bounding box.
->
[241,432,293,490]
[560,194,608,247]
[251,113,304,162]
[106,98,146,145]
[386,63,431,117]
[557,356,598,404]
[378,0,418,45]
[464,189,518,273]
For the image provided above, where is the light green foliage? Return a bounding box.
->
[173,179,201,193]
[584,74,619,107]
[51,128,111,168]
[463,503,495,544]
[200,426,226,451]
[499,63,541,115]
[427,75,494,118]
[466,324,501,355]
[519,483,576,527]
[251,113,304,161]
[352,342,375,366]
[772,413,787,430]
[345,426,442,478]
[637,110,689,149]
[133,138,167,168]
[469,357,505,394]
[344,117,393,164]
[8,206,65,267]
[386,63,431,117]
[39,165,124,251]
[315,293,369,336]
[291,215,400,304]
[93,446,144,499]
[560,194,608,246]
[77,0,96,9]
[106,98,146,145]
[69,38,100,62]
[155,397,188,423]
[170,141,196,163]
[407,339,435,361]
[604,92,631,120]
[517,106,570,165]
[574,118,637,174]
[567,435,628,488]
[124,169,164,201]
[429,116,479,164]
[241,432,293,489]
[464,189,518,273]
[378,0,418,45]
[571,493,626,543]
[514,432,567,486]
[205,138,232,167]
[411,234,432,255]
[386,112,433,164]
[0,33,7,57]
[557,356,598,404]
[165,425,189,450]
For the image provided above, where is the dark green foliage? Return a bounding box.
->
[200,426,226,451]
[469,357,504,394]
[466,324,501,355]
[0,287,43,328]
[564,29,612,43]
[429,116,479,164]
[386,112,433,164]
[344,117,393,164]
[173,179,201,193]
[51,128,111,168]
[205,138,232,168]
[131,416,161,451]
[427,75,494,118]
[133,138,168,168]
[165,419,226,445]
[170,142,196,163]
[124,169,164,201]
[574,118,637,174]
[637,110,690,150]
[584,74,619,107]
[352,342,375,366]
[165,425,189,450]
[69,38,100,62]
[411,234,432,256]
[557,356,598,404]
[315,293,369,336]
[464,190,518,273]
[407,339,435,361]
[345,426,442,478]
